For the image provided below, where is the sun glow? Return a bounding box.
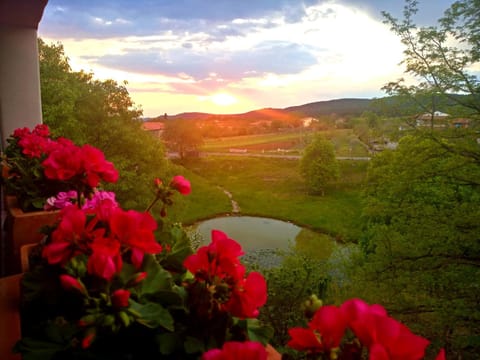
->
[210,93,238,107]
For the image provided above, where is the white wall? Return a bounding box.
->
[0,25,42,148]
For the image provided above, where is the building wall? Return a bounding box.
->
[0,25,43,147]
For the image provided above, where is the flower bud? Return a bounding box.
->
[111,289,131,308]
[160,207,167,217]
[154,178,162,187]
[78,314,97,327]
[59,274,87,296]
[170,175,191,195]
[81,328,96,349]
[126,272,148,287]
[302,294,323,319]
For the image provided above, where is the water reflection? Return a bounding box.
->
[195,216,301,251]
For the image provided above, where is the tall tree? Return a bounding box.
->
[382,0,480,123]
[349,1,480,357]
[38,39,168,210]
[162,119,203,159]
[299,134,339,195]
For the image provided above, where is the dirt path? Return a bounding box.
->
[221,187,240,213]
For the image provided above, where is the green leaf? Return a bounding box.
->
[161,227,194,272]
[184,336,205,354]
[44,318,78,343]
[156,333,181,355]
[116,262,138,285]
[21,265,62,304]
[129,300,174,331]
[13,337,66,360]
[245,319,274,345]
[137,254,174,297]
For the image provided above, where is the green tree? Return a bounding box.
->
[348,1,480,357]
[162,119,203,159]
[38,39,169,210]
[354,134,480,358]
[252,250,330,355]
[382,0,480,123]
[300,134,339,195]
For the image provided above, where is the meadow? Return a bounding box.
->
[171,153,367,243]
[201,128,370,158]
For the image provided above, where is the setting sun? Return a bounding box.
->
[210,93,238,107]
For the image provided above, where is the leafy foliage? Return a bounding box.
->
[354,132,480,357]
[381,0,480,120]
[300,134,339,195]
[38,39,169,211]
[162,119,204,159]
[253,250,330,355]
[343,1,480,358]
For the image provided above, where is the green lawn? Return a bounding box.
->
[202,131,306,150]
[201,129,370,157]
[179,156,367,242]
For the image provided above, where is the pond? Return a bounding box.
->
[196,216,300,251]
[191,216,338,265]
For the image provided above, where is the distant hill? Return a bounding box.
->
[152,98,373,122]
[283,98,372,117]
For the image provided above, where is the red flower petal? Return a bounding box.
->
[309,305,347,350]
[287,327,323,352]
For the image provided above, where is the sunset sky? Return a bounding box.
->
[38,0,456,117]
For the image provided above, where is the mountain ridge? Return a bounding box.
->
[148,97,373,122]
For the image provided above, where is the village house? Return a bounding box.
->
[415,111,449,128]
[141,121,165,137]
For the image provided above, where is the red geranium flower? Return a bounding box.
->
[287,305,347,354]
[42,143,83,181]
[109,208,161,268]
[18,133,52,158]
[170,175,191,195]
[202,341,267,360]
[309,305,348,351]
[32,124,50,137]
[287,327,323,353]
[42,206,88,264]
[341,298,429,360]
[341,298,387,347]
[184,230,245,281]
[80,144,119,186]
[223,271,267,318]
[87,236,122,281]
[12,127,30,138]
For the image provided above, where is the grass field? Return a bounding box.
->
[202,131,306,151]
[201,129,370,157]
[178,156,367,242]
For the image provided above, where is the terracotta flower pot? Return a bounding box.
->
[266,344,282,359]
[0,274,22,360]
[3,196,59,274]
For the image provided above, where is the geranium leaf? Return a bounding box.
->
[156,333,181,355]
[245,319,274,345]
[44,318,78,343]
[184,336,205,354]
[116,262,138,285]
[138,254,173,297]
[129,300,174,331]
[13,337,66,360]
[161,227,193,273]
[21,265,62,304]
